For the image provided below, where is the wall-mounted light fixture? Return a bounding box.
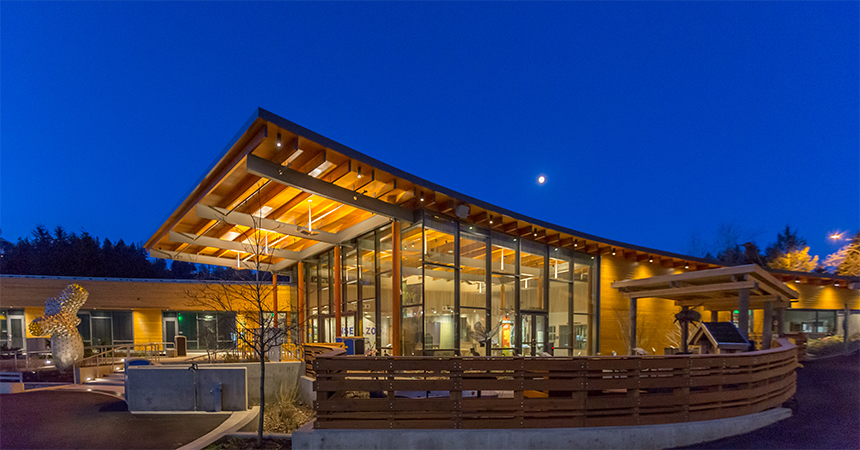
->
[649,256,653,263]
[276,133,282,147]
[357,167,362,179]
[611,248,616,256]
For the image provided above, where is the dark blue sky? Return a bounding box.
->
[2,2,857,261]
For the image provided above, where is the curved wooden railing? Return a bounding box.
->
[313,339,797,429]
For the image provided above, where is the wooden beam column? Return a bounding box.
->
[762,301,773,349]
[272,274,278,328]
[711,310,719,322]
[298,261,305,344]
[334,246,342,338]
[629,297,637,355]
[681,306,690,354]
[738,288,750,341]
[392,220,402,356]
[776,307,785,337]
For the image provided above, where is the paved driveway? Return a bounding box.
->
[0,391,230,449]
[675,351,860,449]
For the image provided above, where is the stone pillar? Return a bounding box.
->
[762,301,773,349]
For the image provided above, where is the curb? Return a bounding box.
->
[177,406,260,450]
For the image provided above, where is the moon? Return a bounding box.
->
[538,175,546,184]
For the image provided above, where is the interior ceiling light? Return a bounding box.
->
[309,161,334,178]
[300,197,320,236]
[612,248,616,256]
[276,133,282,147]
[357,167,362,179]
[649,257,654,263]
[489,215,493,224]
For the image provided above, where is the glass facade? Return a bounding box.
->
[303,225,394,355]
[299,211,598,357]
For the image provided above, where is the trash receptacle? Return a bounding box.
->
[336,336,365,355]
[174,335,187,357]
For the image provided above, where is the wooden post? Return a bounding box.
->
[392,220,402,356]
[738,288,750,341]
[711,310,719,322]
[629,297,637,355]
[298,261,305,343]
[762,301,773,349]
[272,273,278,328]
[334,246,342,338]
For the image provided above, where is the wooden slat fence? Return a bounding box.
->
[313,338,797,429]
[304,343,346,377]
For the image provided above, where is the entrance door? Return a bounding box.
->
[8,316,25,351]
[163,317,177,349]
[521,313,547,356]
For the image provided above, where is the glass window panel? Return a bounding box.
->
[217,312,237,342]
[359,233,376,300]
[572,314,590,355]
[549,281,571,352]
[77,312,91,344]
[401,224,423,272]
[379,272,392,350]
[490,274,516,353]
[460,307,488,356]
[178,312,197,342]
[460,232,487,308]
[378,225,393,273]
[402,271,423,306]
[549,247,573,281]
[424,216,456,266]
[91,316,112,346]
[424,265,456,351]
[320,252,331,313]
[520,241,546,310]
[306,262,318,314]
[491,232,516,274]
[112,311,133,342]
[402,305,423,356]
[573,254,593,315]
[362,299,377,353]
[344,245,359,303]
[198,314,218,351]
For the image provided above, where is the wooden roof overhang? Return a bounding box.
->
[142,108,728,273]
[610,264,800,311]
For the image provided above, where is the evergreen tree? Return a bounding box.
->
[767,246,819,272]
[836,232,860,277]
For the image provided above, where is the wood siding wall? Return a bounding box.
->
[599,256,683,355]
[134,309,163,346]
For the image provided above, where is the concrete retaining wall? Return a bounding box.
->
[201,361,302,404]
[298,375,315,406]
[293,408,791,450]
[126,365,247,412]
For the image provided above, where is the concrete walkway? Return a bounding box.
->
[0,390,231,449]
[674,351,860,449]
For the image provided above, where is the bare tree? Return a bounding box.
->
[185,189,289,446]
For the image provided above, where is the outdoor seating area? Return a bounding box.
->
[311,338,798,430]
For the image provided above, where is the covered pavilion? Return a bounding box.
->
[611,264,799,353]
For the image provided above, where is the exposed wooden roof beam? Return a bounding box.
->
[246,154,412,222]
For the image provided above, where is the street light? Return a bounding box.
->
[830,233,843,240]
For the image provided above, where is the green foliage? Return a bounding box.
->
[767,246,819,272]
